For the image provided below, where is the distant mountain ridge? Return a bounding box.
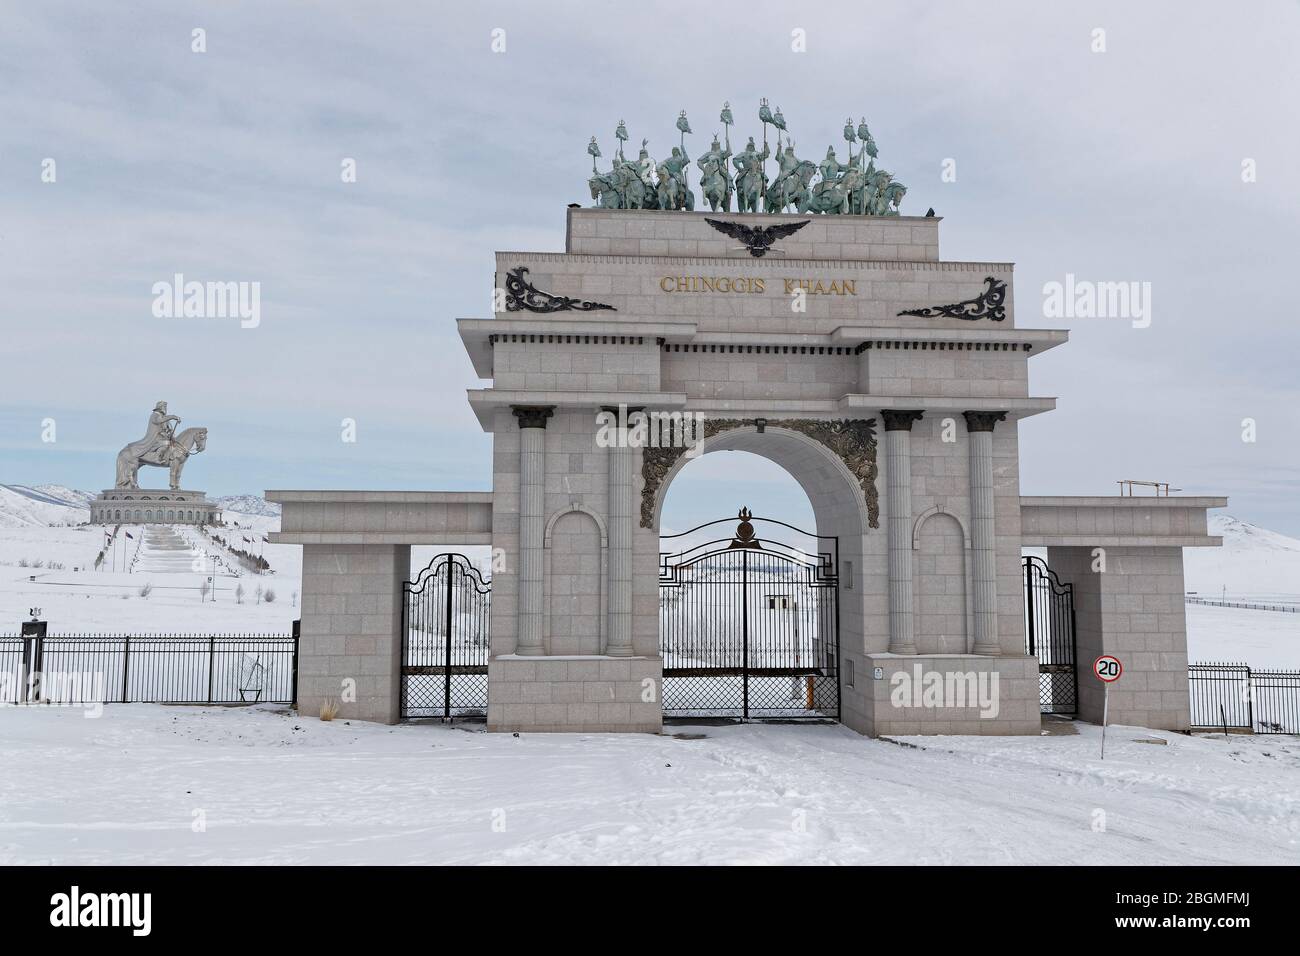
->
[0,485,94,528]
[211,495,281,517]
[0,485,279,527]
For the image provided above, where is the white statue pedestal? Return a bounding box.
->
[90,488,217,526]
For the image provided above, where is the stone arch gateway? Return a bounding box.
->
[269,206,1226,736]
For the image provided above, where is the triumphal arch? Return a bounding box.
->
[270,109,1223,736]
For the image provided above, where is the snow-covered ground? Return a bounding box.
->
[1187,603,1300,669]
[0,704,1295,865]
[3,493,1298,866]
[0,521,301,633]
[0,486,303,632]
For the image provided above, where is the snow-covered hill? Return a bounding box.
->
[1184,513,1300,602]
[213,494,281,517]
[0,484,90,528]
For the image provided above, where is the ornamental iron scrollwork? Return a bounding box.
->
[639,417,879,530]
[897,276,1007,322]
[503,266,616,313]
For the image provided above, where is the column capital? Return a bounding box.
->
[881,409,925,432]
[962,410,1007,433]
[511,405,555,429]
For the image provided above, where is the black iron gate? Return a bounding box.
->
[1023,555,1077,714]
[401,553,491,719]
[659,510,839,720]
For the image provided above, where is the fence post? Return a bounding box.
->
[206,635,216,704]
[122,635,131,702]
[19,620,46,704]
[1246,664,1255,733]
[291,619,300,709]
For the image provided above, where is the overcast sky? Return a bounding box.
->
[2,1,1297,535]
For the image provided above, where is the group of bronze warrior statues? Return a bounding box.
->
[588,110,907,216]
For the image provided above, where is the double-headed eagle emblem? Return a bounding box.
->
[704,218,809,258]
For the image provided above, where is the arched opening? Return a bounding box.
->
[651,426,881,725]
[661,450,814,539]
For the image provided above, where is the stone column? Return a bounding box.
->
[512,405,553,656]
[882,410,924,655]
[602,406,637,657]
[964,411,1007,656]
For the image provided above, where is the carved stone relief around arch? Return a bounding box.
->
[640,418,879,530]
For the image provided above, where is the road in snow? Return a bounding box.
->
[0,705,1295,865]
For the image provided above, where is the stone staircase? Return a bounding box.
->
[133,525,202,574]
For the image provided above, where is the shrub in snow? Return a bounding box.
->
[264,588,276,603]
[139,582,153,598]
[319,699,340,721]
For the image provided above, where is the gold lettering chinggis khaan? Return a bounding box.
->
[659,276,766,294]
[658,276,857,296]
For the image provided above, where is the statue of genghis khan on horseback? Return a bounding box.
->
[114,401,208,491]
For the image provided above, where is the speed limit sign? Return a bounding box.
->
[1093,655,1123,759]
[1093,655,1123,682]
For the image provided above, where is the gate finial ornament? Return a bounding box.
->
[729,507,763,550]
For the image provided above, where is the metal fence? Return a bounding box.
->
[1186,597,1299,613]
[1188,662,1300,734]
[0,626,298,706]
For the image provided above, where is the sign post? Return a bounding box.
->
[1093,655,1123,759]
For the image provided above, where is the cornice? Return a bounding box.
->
[494,252,1014,272]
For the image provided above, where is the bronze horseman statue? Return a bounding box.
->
[588,102,908,216]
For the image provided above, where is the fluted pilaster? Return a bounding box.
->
[604,406,637,657]
[512,405,552,655]
[882,410,924,655]
[964,410,1006,656]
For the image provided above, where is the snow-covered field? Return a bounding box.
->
[1187,603,1300,669]
[0,485,492,634]
[0,486,302,632]
[0,704,1295,865]
[3,490,1299,865]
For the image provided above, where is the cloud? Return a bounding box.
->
[1,1,1296,530]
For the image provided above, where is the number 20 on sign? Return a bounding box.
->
[1094,655,1123,758]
